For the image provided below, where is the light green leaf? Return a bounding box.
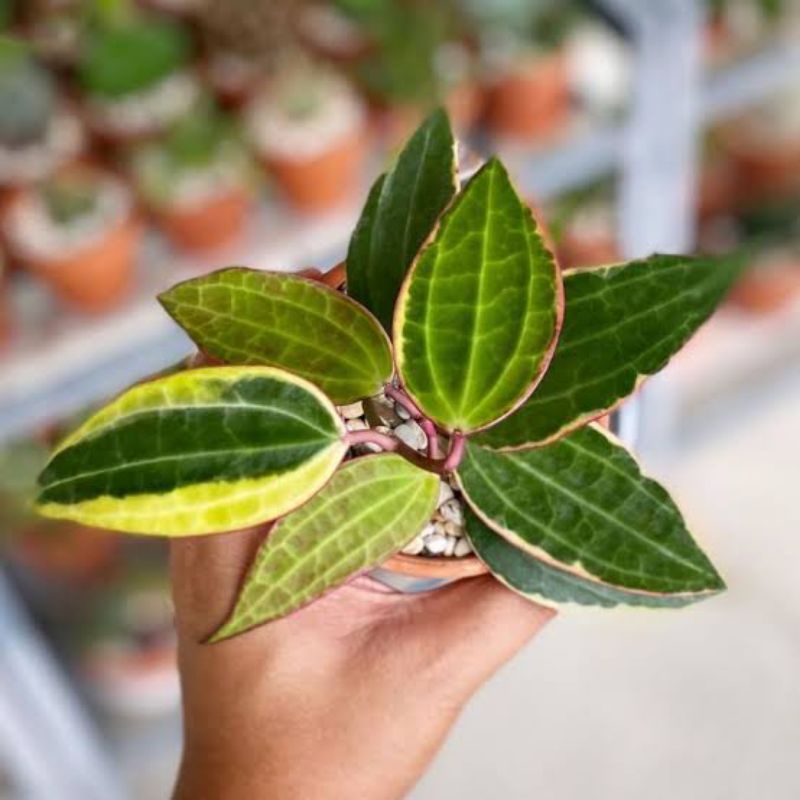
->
[466,511,702,608]
[347,108,457,332]
[457,427,724,600]
[159,268,393,405]
[394,158,562,433]
[212,454,440,639]
[477,254,742,449]
[36,367,347,536]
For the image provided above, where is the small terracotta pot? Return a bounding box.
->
[484,52,570,141]
[697,158,737,220]
[445,80,484,135]
[157,187,252,253]
[725,132,800,202]
[266,130,366,213]
[19,213,141,313]
[558,232,619,269]
[727,261,800,314]
[309,260,489,587]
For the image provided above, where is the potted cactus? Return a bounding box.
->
[473,0,579,141]
[132,99,256,253]
[78,2,197,144]
[0,35,84,188]
[35,110,740,642]
[3,166,141,312]
[244,61,368,213]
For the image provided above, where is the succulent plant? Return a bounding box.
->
[0,36,56,147]
[79,8,190,98]
[40,172,100,226]
[35,110,741,640]
[132,99,253,207]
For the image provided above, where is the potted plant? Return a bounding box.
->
[244,61,368,213]
[344,0,482,142]
[78,2,198,144]
[723,86,800,203]
[3,166,141,312]
[474,0,579,141]
[197,0,295,107]
[34,110,740,642]
[0,35,84,189]
[132,99,256,253]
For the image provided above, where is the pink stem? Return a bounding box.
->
[344,429,400,451]
[443,433,466,472]
[384,384,423,419]
[420,418,441,459]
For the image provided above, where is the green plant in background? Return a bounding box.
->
[40,172,100,226]
[35,110,741,640]
[457,0,581,52]
[133,99,254,208]
[342,0,465,107]
[0,35,56,147]
[79,0,190,98]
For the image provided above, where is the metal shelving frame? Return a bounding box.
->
[1,2,799,797]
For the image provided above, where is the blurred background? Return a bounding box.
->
[0,0,798,798]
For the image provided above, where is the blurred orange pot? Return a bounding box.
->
[728,261,800,314]
[17,213,141,313]
[725,132,800,202]
[158,187,252,253]
[485,53,570,141]
[266,130,365,214]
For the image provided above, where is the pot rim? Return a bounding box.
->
[382,552,488,579]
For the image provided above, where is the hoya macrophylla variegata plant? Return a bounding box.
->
[36,109,740,641]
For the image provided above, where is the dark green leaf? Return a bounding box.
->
[159,268,393,405]
[36,367,347,535]
[466,510,702,608]
[477,254,742,449]
[212,454,440,639]
[457,427,724,599]
[346,108,457,331]
[395,158,562,433]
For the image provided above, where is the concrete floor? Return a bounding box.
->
[412,378,800,800]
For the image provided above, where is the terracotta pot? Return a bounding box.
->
[727,261,800,314]
[697,157,737,220]
[485,52,570,141]
[308,260,489,587]
[266,130,366,213]
[725,132,800,202]
[14,523,120,584]
[19,213,141,313]
[558,232,619,269]
[158,187,252,253]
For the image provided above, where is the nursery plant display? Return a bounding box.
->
[78,3,198,142]
[34,110,742,641]
[0,35,83,186]
[132,100,256,253]
[471,0,579,140]
[245,62,367,212]
[3,167,141,312]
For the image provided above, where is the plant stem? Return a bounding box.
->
[384,384,423,419]
[344,429,445,475]
[344,429,399,452]
[420,418,440,459]
[443,433,465,472]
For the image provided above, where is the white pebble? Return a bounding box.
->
[394,402,411,420]
[443,521,462,537]
[339,401,364,419]
[444,536,457,556]
[454,538,473,557]
[437,481,454,506]
[394,421,427,451]
[401,535,425,555]
[345,418,368,431]
[423,533,448,555]
[440,499,464,525]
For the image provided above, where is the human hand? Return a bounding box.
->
[171,527,555,800]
